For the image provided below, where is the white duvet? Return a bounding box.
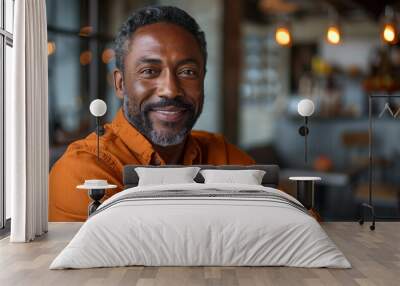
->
[50,183,351,269]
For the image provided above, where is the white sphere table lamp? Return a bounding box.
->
[297,99,315,163]
[89,99,107,161]
[76,99,115,216]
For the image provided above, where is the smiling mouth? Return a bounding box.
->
[150,107,188,122]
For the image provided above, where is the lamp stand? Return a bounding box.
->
[298,116,309,164]
[96,117,100,161]
[88,188,106,215]
[305,116,308,163]
[94,117,105,161]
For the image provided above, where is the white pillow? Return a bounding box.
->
[135,167,201,186]
[200,169,266,185]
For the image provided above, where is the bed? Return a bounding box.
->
[50,165,351,269]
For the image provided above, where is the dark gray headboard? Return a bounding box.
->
[123,165,280,189]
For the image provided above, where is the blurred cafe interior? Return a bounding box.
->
[47,0,400,220]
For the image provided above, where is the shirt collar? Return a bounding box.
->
[111,108,201,165]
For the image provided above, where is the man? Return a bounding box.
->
[49,6,255,222]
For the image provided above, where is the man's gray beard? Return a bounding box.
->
[123,96,191,147]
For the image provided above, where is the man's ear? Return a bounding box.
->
[113,68,124,100]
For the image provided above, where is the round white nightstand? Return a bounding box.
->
[289,177,321,210]
[77,180,117,215]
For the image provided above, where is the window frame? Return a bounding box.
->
[0,0,14,234]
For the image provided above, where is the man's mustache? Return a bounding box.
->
[142,98,195,113]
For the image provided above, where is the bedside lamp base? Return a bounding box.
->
[77,180,117,216]
[88,189,105,215]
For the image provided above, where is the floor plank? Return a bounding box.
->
[0,222,399,286]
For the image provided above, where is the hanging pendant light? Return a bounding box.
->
[381,6,398,45]
[326,24,341,45]
[275,22,291,46]
[326,9,341,45]
[382,23,398,44]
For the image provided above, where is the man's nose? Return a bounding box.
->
[158,70,181,99]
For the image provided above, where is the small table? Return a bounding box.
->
[77,183,117,215]
[289,176,321,210]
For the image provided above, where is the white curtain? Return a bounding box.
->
[7,0,49,242]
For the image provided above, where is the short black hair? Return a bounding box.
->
[114,5,207,73]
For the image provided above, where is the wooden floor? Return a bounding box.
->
[0,222,399,286]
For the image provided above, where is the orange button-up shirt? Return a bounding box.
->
[49,108,255,221]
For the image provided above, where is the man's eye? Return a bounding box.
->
[141,69,157,75]
[179,69,197,76]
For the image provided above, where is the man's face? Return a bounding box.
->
[115,22,205,146]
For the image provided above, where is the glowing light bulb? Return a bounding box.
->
[80,50,92,66]
[275,27,291,46]
[326,26,341,45]
[47,41,56,56]
[382,23,397,44]
[101,49,115,64]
